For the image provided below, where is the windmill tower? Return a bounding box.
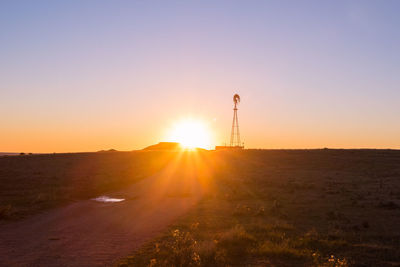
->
[230,94,243,148]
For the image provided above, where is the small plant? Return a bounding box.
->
[232,204,252,216]
[217,225,255,260]
[147,230,200,267]
[0,205,12,219]
[323,255,349,267]
[195,240,222,266]
[258,240,311,262]
[255,206,265,216]
[170,229,200,266]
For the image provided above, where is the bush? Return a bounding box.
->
[0,205,12,219]
[258,240,311,262]
[217,225,256,260]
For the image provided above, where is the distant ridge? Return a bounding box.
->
[0,152,21,156]
[143,142,181,151]
[143,142,208,151]
[97,149,118,153]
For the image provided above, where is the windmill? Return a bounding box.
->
[230,94,243,148]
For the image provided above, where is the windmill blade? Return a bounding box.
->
[233,94,240,104]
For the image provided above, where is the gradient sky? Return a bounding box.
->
[1,1,400,152]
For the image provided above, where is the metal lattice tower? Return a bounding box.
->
[230,94,242,147]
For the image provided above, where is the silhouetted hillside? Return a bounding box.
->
[143,142,181,151]
[97,149,118,153]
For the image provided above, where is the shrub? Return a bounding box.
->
[217,225,256,260]
[258,240,311,262]
[0,205,12,219]
[168,229,200,266]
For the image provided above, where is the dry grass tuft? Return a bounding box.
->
[216,225,256,259]
[257,240,311,261]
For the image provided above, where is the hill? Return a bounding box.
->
[143,142,181,151]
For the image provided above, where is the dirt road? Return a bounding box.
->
[0,166,203,266]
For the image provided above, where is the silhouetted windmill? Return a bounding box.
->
[230,94,243,148]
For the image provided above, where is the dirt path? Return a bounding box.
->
[0,166,203,266]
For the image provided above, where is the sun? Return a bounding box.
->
[167,119,213,149]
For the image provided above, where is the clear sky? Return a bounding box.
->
[1,1,400,152]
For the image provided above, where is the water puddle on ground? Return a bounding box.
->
[92,196,125,203]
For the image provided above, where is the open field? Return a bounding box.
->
[1,150,400,266]
[0,151,173,220]
[118,150,400,267]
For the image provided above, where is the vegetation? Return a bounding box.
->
[118,149,400,266]
[1,149,400,265]
[0,151,173,219]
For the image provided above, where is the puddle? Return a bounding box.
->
[92,196,125,203]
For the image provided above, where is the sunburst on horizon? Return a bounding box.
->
[166,118,213,150]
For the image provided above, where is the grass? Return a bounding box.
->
[0,151,173,219]
[117,149,400,266]
[1,149,400,265]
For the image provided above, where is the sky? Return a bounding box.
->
[1,0,400,152]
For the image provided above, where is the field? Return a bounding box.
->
[118,150,400,267]
[0,151,172,219]
[1,150,400,266]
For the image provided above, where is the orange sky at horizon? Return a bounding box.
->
[3,105,400,153]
